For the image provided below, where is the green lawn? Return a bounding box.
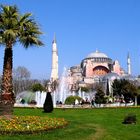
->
[0,107,140,140]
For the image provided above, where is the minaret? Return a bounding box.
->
[127,52,131,75]
[50,33,58,81]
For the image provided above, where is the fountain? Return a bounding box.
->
[15,91,36,107]
[15,91,46,107]
[52,67,96,105]
[15,67,94,108]
[35,91,46,107]
[54,67,71,104]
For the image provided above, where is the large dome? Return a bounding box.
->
[86,50,108,58]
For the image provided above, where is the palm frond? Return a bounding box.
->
[0,5,43,47]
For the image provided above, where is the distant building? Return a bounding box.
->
[50,37,135,98]
[68,50,127,87]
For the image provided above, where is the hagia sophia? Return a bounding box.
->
[67,49,132,92]
[69,50,128,83]
[50,35,133,95]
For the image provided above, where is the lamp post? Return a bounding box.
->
[46,81,52,93]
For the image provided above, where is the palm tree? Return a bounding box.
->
[0,5,43,115]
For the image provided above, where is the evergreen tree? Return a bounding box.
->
[95,86,106,104]
[43,92,53,113]
[106,79,110,96]
[112,79,138,103]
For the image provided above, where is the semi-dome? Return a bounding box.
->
[102,72,120,81]
[86,50,108,58]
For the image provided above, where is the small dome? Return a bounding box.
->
[102,72,120,81]
[87,50,108,58]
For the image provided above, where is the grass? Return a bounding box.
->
[0,107,140,140]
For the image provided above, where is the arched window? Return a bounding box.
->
[93,66,109,76]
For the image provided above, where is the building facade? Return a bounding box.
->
[68,50,127,88]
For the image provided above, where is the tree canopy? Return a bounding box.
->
[112,79,138,103]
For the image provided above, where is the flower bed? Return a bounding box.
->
[0,116,68,135]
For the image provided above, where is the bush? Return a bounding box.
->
[123,113,136,124]
[81,87,90,93]
[65,96,82,105]
[31,83,45,92]
[43,92,53,113]
[95,89,107,104]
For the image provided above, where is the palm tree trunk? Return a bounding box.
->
[0,46,15,116]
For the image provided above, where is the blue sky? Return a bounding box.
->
[0,0,140,79]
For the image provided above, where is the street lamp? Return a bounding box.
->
[46,81,52,93]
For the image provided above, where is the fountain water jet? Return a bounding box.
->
[35,91,46,107]
[54,67,70,104]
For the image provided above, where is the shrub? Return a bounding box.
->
[31,83,45,92]
[43,92,53,113]
[95,88,107,104]
[81,87,90,93]
[123,113,137,124]
[65,96,82,105]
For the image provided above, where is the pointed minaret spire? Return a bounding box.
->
[52,32,56,43]
[127,52,131,75]
[95,48,99,53]
[51,33,58,81]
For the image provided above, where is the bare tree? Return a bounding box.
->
[13,66,31,80]
[13,66,31,95]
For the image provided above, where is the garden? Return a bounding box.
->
[0,115,68,135]
[0,107,140,140]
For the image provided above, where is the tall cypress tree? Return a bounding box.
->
[43,92,53,113]
[106,79,110,96]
